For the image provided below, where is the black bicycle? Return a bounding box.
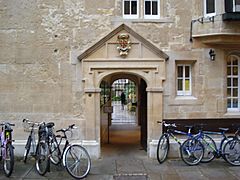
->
[35,121,55,176]
[22,119,55,175]
[22,119,43,163]
[49,124,91,179]
[157,121,204,165]
[223,126,240,166]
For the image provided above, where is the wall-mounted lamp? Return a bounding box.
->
[209,49,216,61]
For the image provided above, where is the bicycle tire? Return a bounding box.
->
[221,135,235,160]
[223,139,240,166]
[200,134,216,163]
[3,144,14,177]
[157,133,169,164]
[49,134,61,165]
[64,144,91,179]
[35,142,50,175]
[23,135,32,163]
[180,138,204,166]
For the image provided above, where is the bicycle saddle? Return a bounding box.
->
[219,127,229,132]
[46,122,55,128]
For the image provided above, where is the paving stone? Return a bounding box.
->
[116,159,146,174]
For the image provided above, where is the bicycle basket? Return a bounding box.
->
[22,121,36,132]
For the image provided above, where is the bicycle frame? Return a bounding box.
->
[28,125,37,156]
[196,130,228,157]
[165,125,193,145]
[0,123,14,160]
[53,134,70,165]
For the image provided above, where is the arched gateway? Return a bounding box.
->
[78,24,168,158]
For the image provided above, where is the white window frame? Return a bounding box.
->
[123,0,139,19]
[144,0,160,19]
[233,0,240,12]
[227,55,240,112]
[177,64,192,96]
[204,0,216,17]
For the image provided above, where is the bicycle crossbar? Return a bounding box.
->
[202,131,222,135]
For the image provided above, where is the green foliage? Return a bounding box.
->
[112,96,121,101]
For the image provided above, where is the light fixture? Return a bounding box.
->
[209,49,216,61]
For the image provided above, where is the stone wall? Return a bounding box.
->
[0,0,237,151]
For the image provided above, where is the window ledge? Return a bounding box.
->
[224,112,240,117]
[111,17,174,23]
[168,96,201,106]
[175,96,197,100]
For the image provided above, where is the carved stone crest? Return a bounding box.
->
[117,33,131,57]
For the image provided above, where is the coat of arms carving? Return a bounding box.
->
[117,33,131,57]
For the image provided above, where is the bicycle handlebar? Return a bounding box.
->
[22,118,44,127]
[157,121,177,128]
[56,124,77,133]
[0,122,15,126]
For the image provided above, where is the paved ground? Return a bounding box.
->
[1,148,240,180]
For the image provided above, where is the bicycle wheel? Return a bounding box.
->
[200,134,216,163]
[180,138,204,166]
[64,144,91,179]
[35,142,50,175]
[23,135,32,163]
[49,135,61,165]
[223,139,240,166]
[221,135,235,160]
[3,144,14,177]
[157,133,169,164]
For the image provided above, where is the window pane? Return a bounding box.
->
[177,66,183,77]
[227,60,231,65]
[236,0,240,11]
[227,98,231,108]
[227,67,231,75]
[233,78,238,86]
[227,88,231,96]
[185,79,190,91]
[233,88,238,97]
[233,58,238,65]
[233,98,238,108]
[124,1,130,14]
[152,1,158,15]
[206,0,215,13]
[233,67,238,75]
[131,1,137,14]
[145,1,151,15]
[178,79,183,90]
[227,78,231,86]
[185,66,190,78]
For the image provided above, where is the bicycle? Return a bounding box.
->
[22,119,55,175]
[181,126,233,163]
[22,119,43,163]
[157,121,204,165]
[49,124,91,179]
[35,121,55,176]
[223,126,240,166]
[0,122,15,177]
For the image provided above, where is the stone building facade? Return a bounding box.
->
[0,0,240,158]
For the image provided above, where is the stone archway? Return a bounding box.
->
[78,24,168,158]
[99,72,147,150]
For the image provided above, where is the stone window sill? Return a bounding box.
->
[169,96,200,106]
[224,112,240,117]
[111,17,174,23]
[175,96,197,100]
